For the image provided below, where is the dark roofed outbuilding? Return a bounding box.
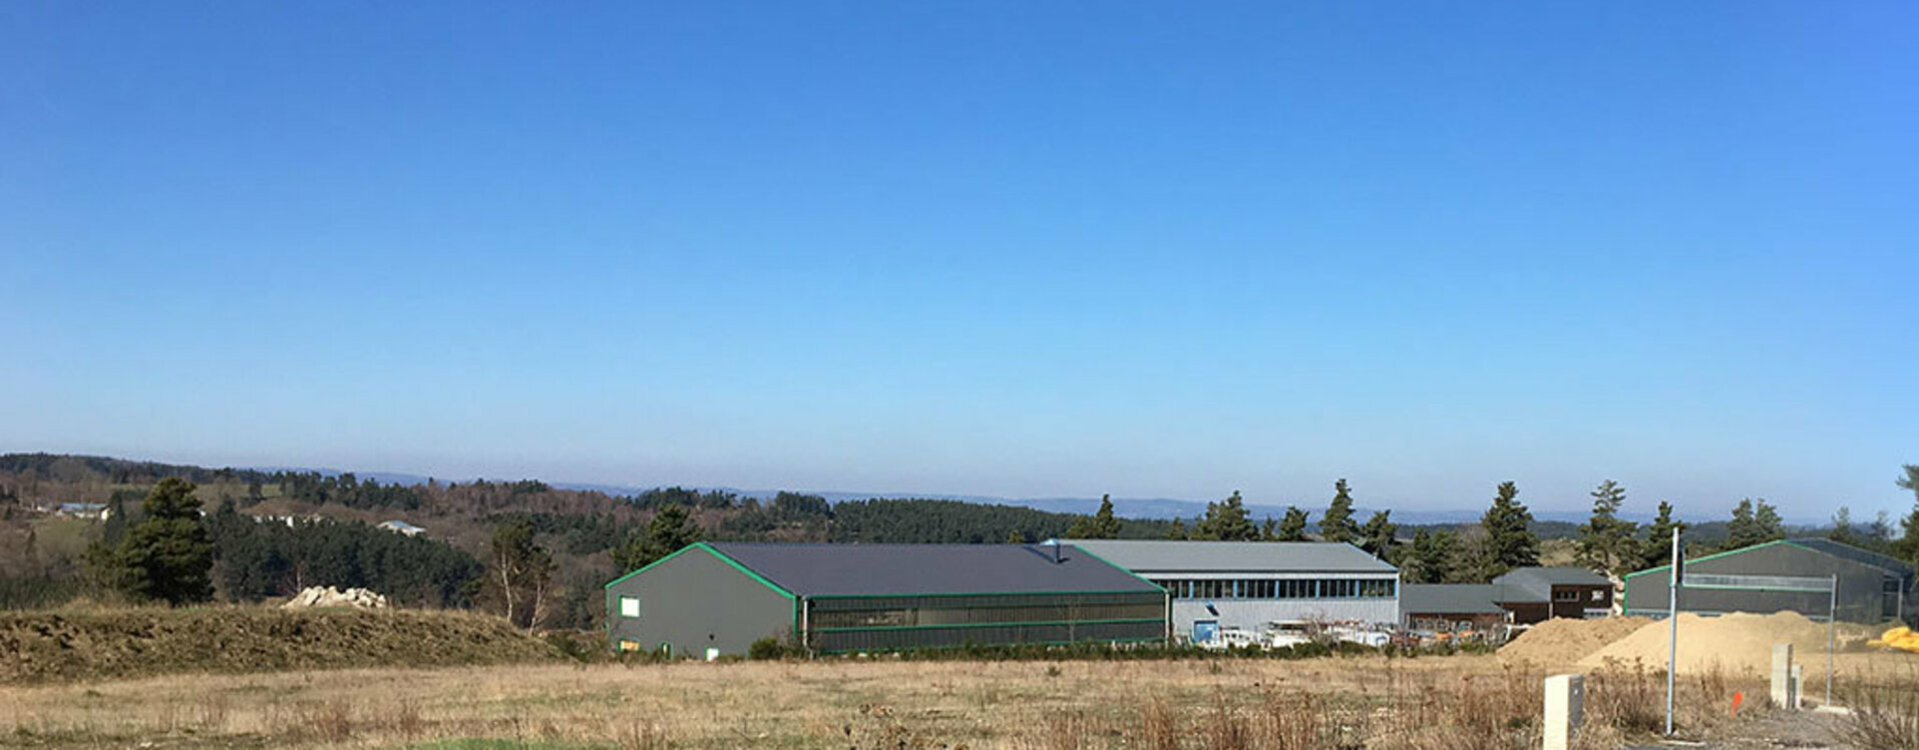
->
[605,542,1166,656]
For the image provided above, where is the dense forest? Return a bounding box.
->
[4,454,1915,633]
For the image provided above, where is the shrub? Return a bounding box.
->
[747,636,787,660]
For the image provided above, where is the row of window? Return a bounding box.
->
[811,601,1164,630]
[1149,578,1397,600]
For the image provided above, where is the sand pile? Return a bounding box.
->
[1499,616,1650,666]
[1578,611,1836,675]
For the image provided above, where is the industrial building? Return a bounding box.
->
[1623,538,1915,624]
[604,542,1167,656]
[1491,567,1614,624]
[1066,540,1399,642]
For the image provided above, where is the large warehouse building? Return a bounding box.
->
[1067,540,1399,642]
[604,542,1168,656]
[1623,538,1915,624]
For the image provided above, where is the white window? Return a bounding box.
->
[619,596,640,618]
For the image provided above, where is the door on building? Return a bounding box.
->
[1193,620,1219,643]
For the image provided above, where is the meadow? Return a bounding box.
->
[1,653,1842,750]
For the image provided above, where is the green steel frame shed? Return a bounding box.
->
[605,542,1168,656]
[1623,538,1914,624]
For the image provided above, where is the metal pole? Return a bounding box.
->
[1827,574,1836,707]
[1665,527,1679,736]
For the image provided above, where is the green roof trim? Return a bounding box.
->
[1072,544,1168,593]
[1623,539,1797,581]
[813,617,1165,634]
[603,541,797,601]
[814,635,1165,655]
[808,589,1164,600]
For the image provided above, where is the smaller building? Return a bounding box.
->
[1400,584,1511,633]
[54,502,109,521]
[377,520,426,537]
[1491,567,1613,624]
[1623,538,1914,624]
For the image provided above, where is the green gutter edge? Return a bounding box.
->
[1623,539,1796,582]
[603,541,797,600]
[810,589,1160,599]
[814,617,1165,633]
[1070,543,1168,593]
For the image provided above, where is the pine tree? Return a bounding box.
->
[1403,528,1458,584]
[1090,494,1122,539]
[1006,529,1028,544]
[1319,479,1360,544]
[112,478,216,605]
[1275,506,1310,541]
[1754,500,1783,543]
[612,504,702,573]
[1640,501,1688,570]
[1726,498,1759,548]
[1478,481,1538,578]
[1260,517,1277,541]
[1574,480,1639,583]
[1165,518,1187,540]
[1359,511,1397,559]
[1829,507,1858,547]
[1894,465,1919,566]
[1193,491,1258,541]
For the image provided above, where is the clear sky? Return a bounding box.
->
[4,3,1915,521]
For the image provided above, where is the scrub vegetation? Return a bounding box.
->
[2,654,1886,749]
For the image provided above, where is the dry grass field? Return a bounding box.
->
[4,653,1857,750]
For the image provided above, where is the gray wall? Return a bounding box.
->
[1624,543,1909,624]
[606,546,796,657]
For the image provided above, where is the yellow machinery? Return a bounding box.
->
[1867,626,1919,654]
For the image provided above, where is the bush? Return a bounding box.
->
[747,636,786,660]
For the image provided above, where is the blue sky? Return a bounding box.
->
[4,3,1916,521]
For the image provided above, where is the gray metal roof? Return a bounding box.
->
[1491,566,1610,602]
[1788,538,1915,577]
[704,543,1162,597]
[1063,540,1396,574]
[1400,584,1506,615]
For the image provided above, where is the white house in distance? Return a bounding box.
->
[1067,540,1400,642]
[378,520,426,537]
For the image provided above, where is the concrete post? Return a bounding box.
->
[1770,643,1795,710]
[1544,673,1584,750]
[1790,664,1803,710]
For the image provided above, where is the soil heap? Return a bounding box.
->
[1499,616,1650,667]
[1577,611,1835,675]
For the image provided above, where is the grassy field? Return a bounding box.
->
[2,654,1856,750]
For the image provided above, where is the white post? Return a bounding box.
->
[1544,673,1584,750]
[1827,574,1837,707]
[1664,527,1680,735]
[1771,643,1795,710]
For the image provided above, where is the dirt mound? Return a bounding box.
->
[0,607,559,684]
[1499,616,1650,667]
[1577,611,1838,675]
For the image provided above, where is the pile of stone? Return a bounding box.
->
[281,586,389,610]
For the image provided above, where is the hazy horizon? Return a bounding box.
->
[7,4,1916,522]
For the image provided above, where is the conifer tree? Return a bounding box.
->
[1319,479,1360,544]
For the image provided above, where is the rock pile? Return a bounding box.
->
[282,586,389,610]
